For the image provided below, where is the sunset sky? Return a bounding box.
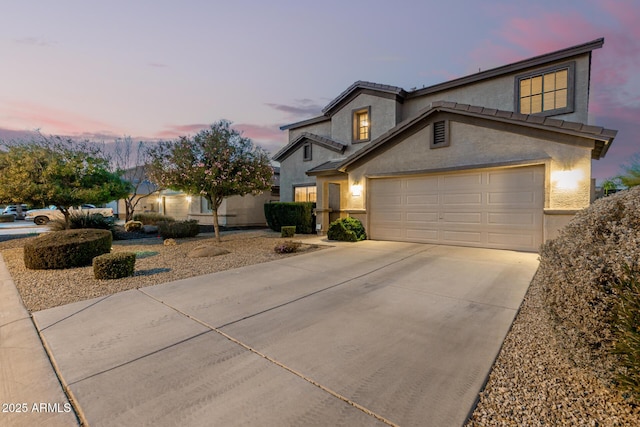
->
[1,0,638,181]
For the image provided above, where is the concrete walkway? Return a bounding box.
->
[1,240,539,427]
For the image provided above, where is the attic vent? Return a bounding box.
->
[431,120,449,148]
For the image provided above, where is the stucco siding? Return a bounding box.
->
[330,94,401,150]
[348,121,593,210]
[289,121,332,142]
[279,144,345,202]
[403,54,592,124]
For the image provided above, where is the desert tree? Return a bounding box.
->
[0,134,130,227]
[146,120,273,242]
[112,137,162,221]
[617,153,640,188]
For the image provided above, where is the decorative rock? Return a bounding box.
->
[187,245,230,258]
[163,238,177,246]
[142,225,159,234]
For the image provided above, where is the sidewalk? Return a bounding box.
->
[0,255,79,426]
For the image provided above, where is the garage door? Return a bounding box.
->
[368,166,544,251]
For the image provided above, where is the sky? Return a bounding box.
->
[0,0,638,181]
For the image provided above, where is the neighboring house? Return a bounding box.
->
[274,38,616,252]
[156,167,280,227]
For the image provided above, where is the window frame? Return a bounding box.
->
[514,62,575,117]
[430,120,450,149]
[293,184,317,203]
[352,106,371,143]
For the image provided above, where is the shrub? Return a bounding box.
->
[264,202,315,234]
[69,212,114,230]
[327,217,367,242]
[0,214,15,223]
[157,220,200,239]
[124,220,143,232]
[539,187,640,398]
[24,229,112,270]
[133,212,175,225]
[281,226,296,238]
[613,267,640,399]
[93,252,136,279]
[274,240,302,254]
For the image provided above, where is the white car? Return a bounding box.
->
[2,204,29,219]
[25,205,114,225]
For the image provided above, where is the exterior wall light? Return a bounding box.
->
[351,184,363,197]
[552,169,584,191]
[186,196,193,203]
[156,197,162,203]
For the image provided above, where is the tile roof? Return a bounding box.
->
[305,160,346,176]
[272,132,346,162]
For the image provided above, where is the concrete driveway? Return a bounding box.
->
[33,241,538,426]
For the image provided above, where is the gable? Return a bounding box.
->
[272,132,346,162]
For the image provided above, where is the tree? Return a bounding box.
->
[617,153,640,188]
[113,137,162,221]
[146,120,273,242]
[0,135,130,227]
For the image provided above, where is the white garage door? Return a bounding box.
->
[369,166,544,251]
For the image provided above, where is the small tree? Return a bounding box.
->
[113,137,162,221]
[0,134,130,228]
[146,120,273,242]
[617,153,640,188]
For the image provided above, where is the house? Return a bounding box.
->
[274,38,616,252]
[154,167,279,227]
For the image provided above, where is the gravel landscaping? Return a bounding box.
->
[1,229,323,312]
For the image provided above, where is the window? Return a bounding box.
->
[294,185,317,202]
[430,120,449,148]
[516,63,574,116]
[303,143,312,161]
[352,107,371,142]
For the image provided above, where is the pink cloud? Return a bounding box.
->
[153,124,210,139]
[0,101,121,139]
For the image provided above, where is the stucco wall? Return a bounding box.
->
[403,54,592,124]
[279,143,346,202]
[289,120,332,142]
[330,94,401,150]
[348,121,593,211]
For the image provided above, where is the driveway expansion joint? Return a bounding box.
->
[137,287,400,427]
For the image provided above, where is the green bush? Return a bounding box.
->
[264,202,315,234]
[157,220,200,239]
[124,220,143,232]
[133,212,175,225]
[281,226,296,238]
[0,214,15,223]
[24,229,112,270]
[93,252,136,279]
[274,240,302,254]
[327,217,367,242]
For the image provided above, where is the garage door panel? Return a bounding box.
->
[443,193,482,205]
[369,166,543,251]
[488,212,537,226]
[442,173,483,188]
[441,212,482,224]
[406,212,438,222]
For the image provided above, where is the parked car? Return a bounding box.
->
[25,205,114,225]
[2,204,29,219]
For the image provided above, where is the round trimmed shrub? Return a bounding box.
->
[24,229,112,270]
[327,217,367,242]
[93,252,136,279]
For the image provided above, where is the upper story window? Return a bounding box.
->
[516,62,574,116]
[353,107,371,143]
